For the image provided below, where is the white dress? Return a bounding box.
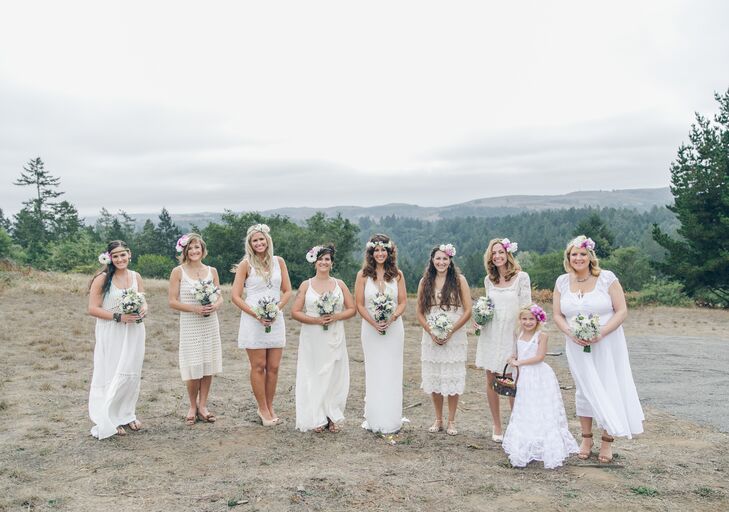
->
[421,306,468,396]
[88,272,145,439]
[557,270,644,438]
[295,279,349,431]
[502,331,579,468]
[361,277,404,433]
[475,271,532,371]
[237,257,286,349]
[177,266,223,381]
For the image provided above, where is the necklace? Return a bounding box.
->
[576,275,591,283]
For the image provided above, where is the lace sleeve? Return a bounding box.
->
[518,272,532,307]
[555,274,569,295]
[600,270,618,288]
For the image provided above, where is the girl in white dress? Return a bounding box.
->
[475,238,532,442]
[502,305,579,468]
[354,234,407,434]
[292,244,356,433]
[417,244,472,436]
[232,224,292,426]
[168,233,223,425]
[553,236,644,464]
[87,240,146,439]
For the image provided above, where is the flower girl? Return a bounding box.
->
[502,305,578,468]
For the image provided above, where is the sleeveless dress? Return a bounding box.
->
[88,272,145,439]
[557,270,644,438]
[361,277,404,433]
[237,257,286,349]
[502,331,579,468]
[475,271,532,371]
[177,266,223,381]
[421,305,468,396]
[295,279,350,431]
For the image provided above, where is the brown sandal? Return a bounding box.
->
[127,420,142,432]
[578,433,593,460]
[197,411,216,423]
[598,434,614,463]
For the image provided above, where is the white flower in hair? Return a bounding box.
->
[252,223,270,234]
[366,240,393,249]
[439,243,456,257]
[501,238,518,253]
[98,252,111,265]
[306,246,322,263]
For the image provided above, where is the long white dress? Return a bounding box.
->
[361,277,404,433]
[421,305,468,396]
[295,279,349,431]
[88,272,145,439]
[177,266,223,381]
[557,270,644,438]
[237,257,286,349]
[475,271,532,371]
[502,331,579,468]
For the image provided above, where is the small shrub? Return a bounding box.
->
[630,486,659,497]
[634,280,692,307]
[135,254,176,279]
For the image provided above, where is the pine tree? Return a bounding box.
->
[573,212,615,258]
[155,208,182,258]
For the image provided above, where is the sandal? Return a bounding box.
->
[127,420,142,432]
[446,421,458,436]
[197,411,216,423]
[313,424,326,433]
[185,413,197,426]
[116,426,127,436]
[428,419,443,433]
[578,433,593,460]
[256,409,276,427]
[327,421,340,433]
[598,434,614,463]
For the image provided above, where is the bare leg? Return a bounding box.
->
[185,379,200,420]
[264,348,283,419]
[447,394,459,422]
[579,416,594,457]
[247,349,273,420]
[485,371,502,435]
[599,428,614,463]
[198,375,213,417]
[429,392,444,431]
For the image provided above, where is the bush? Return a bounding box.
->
[44,232,105,273]
[135,254,176,279]
[633,280,693,307]
[602,246,656,292]
[522,251,564,290]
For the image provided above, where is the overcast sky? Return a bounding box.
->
[1,0,728,216]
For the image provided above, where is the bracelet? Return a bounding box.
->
[113,313,122,323]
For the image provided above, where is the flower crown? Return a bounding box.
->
[569,235,596,251]
[529,304,548,323]
[175,234,191,253]
[250,223,271,234]
[306,246,323,263]
[500,238,518,253]
[438,243,456,257]
[366,240,393,250]
[98,252,111,265]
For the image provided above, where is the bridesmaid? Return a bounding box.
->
[417,244,472,436]
[292,244,356,433]
[168,233,223,425]
[475,238,531,442]
[87,240,146,439]
[354,234,407,433]
[232,224,292,426]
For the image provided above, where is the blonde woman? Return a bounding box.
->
[168,233,224,425]
[475,238,531,442]
[232,224,292,426]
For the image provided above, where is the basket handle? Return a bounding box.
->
[501,363,520,385]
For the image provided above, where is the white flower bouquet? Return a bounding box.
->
[570,313,601,352]
[315,291,339,330]
[427,312,453,341]
[120,288,145,323]
[472,296,495,335]
[368,292,395,335]
[193,279,221,317]
[253,296,279,333]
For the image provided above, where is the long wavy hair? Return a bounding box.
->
[361,233,399,282]
[89,240,130,295]
[418,246,462,314]
[484,238,521,284]
[177,233,208,264]
[563,237,602,276]
[233,225,275,278]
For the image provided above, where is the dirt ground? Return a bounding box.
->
[1,271,728,511]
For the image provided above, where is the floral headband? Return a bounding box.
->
[250,223,271,234]
[500,238,518,253]
[175,234,191,253]
[438,243,456,257]
[366,240,392,250]
[569,235,596,251]
[306,245,324,263]
[98,252,111,265]
[529,304,548,323]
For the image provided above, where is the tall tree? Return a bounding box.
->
[49,200,83,240]
[155,208,182,258]
[653,89,729,302]
[0,208,10,231]
[573,213,615,258]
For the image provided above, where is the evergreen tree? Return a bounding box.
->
[0,208,10,231]
[155,208,182,258]
[135,219,161,256]
[573,213,615,258]
[49,200,83,240]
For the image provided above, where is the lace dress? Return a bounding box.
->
[557,270,644,438]
[237,257,286,349]
[361,277,404,433]
[502,331,579,468]
[475,271,532,372]
[295,279,349,431]
[88,272,145,439]
[177,266,223,381]
[421,306,468,396]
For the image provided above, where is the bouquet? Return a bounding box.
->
[193,279,221,317]
[315,291,339,330]
[253,296,279,333]
[472,296,495,335]
[427,312,453,341]
[368,292,395,335]
[570,313,601,352]
[120,289,145,323]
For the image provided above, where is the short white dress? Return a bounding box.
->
[295,279,350,431]
[502,331,579,468]
[177,266,223,381]
[361,277,404,433]
[237,257,286,349]
[557,270,644,438]
[88,272,145,439]
[421,305,468,396]
[475,271,532,372]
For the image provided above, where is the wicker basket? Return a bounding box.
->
[491,363,518,397]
